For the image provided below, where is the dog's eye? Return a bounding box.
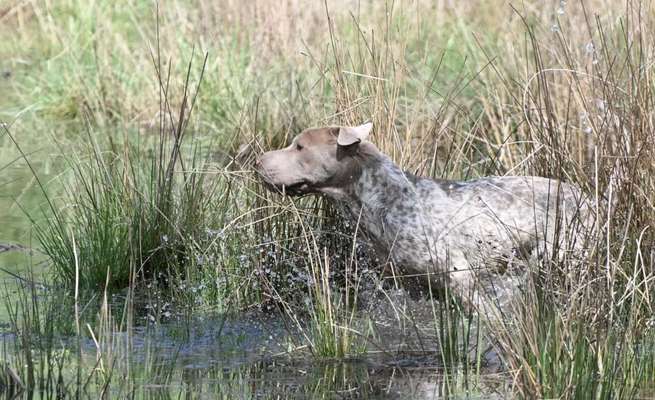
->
[296,143,303,151]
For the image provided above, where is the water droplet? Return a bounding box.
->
[595,99,606,111]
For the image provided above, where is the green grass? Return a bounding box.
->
[493,272,654,399]
[292,216,368,359]
[7,52,212,291]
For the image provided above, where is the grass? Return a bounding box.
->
[1,0,654,398]
[7,51,215,292]
[286,206,369,359]
[493,269,654,398]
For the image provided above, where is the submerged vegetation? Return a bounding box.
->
[0,0,654,398]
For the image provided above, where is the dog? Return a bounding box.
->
[256,122,593,309]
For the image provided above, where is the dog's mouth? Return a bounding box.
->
[258,173,312,197]
[280,181,311,196]
[265,181,311,197]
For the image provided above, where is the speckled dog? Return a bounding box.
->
[256,123,593,309]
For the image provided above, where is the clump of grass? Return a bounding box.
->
[270,203,370,359]
[302,248,365,359]
[493,265,653,399]
[20,51,218,292]
[432,289,485,392]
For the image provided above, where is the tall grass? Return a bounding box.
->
[284,205,369,359]
[477,3,655,397]
[17,52,214,292]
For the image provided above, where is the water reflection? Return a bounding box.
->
[0,307,506,399]
[122,357,503,399]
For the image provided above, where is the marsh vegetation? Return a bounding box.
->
[0,0,654,398]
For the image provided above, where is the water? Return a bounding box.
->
[0,119,57,254]
[0,262,505,398]
[0,290,505,398]
[0,123,56,328]
[69,309,505,399]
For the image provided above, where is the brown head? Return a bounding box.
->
[256,122,376,197]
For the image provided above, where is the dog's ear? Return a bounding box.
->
[337,122,373,146]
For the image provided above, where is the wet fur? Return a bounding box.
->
[257,126,593,309]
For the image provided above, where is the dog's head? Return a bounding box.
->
[256,122,373,196]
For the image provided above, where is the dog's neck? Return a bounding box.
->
[322,151,420,239]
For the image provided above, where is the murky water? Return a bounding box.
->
[0,287,505,398]
[0,125,55,269]
[77,309,505,399]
